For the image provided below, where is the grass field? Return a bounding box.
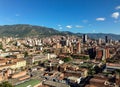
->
[15,79,40,87]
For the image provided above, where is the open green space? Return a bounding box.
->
[15,79,40,87]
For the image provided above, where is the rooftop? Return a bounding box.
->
[42,80,70,87]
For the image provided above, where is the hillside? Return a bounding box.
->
[0,24,119,40]
[0,24,61,37]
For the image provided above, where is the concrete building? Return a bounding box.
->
[83,34,87,43]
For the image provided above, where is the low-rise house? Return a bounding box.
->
[86,74,119,87]
[42,80,70,87]
[0,58,26,81]
[59,64,88,77]
[67,76,81,84]
[12,71,27,78]
[43,71,65,82]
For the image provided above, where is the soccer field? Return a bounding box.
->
[15,79,40,87]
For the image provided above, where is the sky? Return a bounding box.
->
[0,0,120,34]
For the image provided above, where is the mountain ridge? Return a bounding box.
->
[0,24,119,40]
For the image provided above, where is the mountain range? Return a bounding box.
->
[0,24,119,40]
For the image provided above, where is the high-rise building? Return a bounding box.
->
[73,43,77,54]
[76,41,81,53]
[60,37,66,47]
[98,38,102,45]
[70,46,73,53]
[66,39,69,47]
[96,49,103,60]
[105,47,110,59]
[88,47,96,59]
[56,42,61,48]
[83,34,87,43]
[119,40,120,42]
[105,36,108,43]
[96,47,110,61]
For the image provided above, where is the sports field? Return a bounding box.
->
[15,79,40,87]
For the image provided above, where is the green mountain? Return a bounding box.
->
[0,24,62,37]
[0,24,119,40]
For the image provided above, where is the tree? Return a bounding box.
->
[88,68,95,76]
[0,43,3,49]
[62,57,71,62]
[94,65,101,74]
[83,56,90,60]
[24,51,28,57]
[0,81,13,87]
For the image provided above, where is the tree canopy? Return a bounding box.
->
[0,81,13,87]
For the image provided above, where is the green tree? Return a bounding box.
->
[0,81,13,87]
[0,43,3,49]
[24,51,28,57]
[63,57,71,62]
[88,68,95,76]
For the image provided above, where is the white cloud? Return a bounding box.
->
[66,25,72,29]
[111,12,119,19]
[96,17,106,21]
[115,6,120,10]
[75,25,83,28]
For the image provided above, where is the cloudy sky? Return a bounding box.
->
[0,0,120,34]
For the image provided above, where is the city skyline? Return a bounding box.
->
[0,0,120,34]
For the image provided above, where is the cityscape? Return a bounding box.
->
[0,0,120,87]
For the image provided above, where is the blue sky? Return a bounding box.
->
[0,0,120,34]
